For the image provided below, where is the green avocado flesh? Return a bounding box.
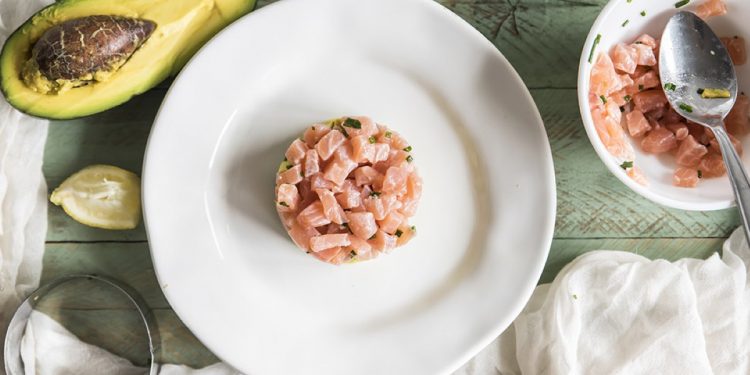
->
[0,0,256,120]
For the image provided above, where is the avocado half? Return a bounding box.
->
[0,0,256,120]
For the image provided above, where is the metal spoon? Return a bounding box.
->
[660,11,750,240]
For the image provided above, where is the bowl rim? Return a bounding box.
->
[576,0,735,212]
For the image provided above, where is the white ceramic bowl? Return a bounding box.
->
[578,0,750,211]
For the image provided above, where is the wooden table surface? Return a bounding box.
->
[39,0,740,368]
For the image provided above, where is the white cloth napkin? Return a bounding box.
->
[455,226,750,375]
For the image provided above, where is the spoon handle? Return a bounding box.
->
[713,125,750,243]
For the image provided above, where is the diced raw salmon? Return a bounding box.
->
[351,135,375,163]
[663,107,684,124]
[354,166,383,187]
[310,173,336,191]
[371,144,391,163]
[634,70,660,91]
[285,139,308,165]
[335,184,362,209]
[310,234,351,252]
[369,230,398,253]
[676,135,708,167]
[316,189,347,225]
[720,36,747,65]
[297,201,331,228]
[382,166,409,194]
[288,222,320,251]
[395,224,415,247]
[633,90,668,113]
[346,234,373,259]
[400,172,422,217]
[304,149,320,177]
[633,43,657,66]
[311,247,343,263]
[378,211,405,235]
[303,124,331,148]
[635,34,657,49]
[346,211,378,241]
[279,164,304,185]
[726,94,750,136]
[342,116,379,138]
[673,167,700,187]
[626,110,652,137]
[709,133,743,156]
[364,193,401,221]
[694,0,727,20]
[641,127,677,153]
[276,184,300,212]
[315,129,347,160]
[590,53,623,97]
[699,153,726,177]
[666,122,689,141]
[611,43,638,74]
[323,145,358,186]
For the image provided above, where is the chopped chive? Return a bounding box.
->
[410,225,416,232]
[403,145,413,152]
[620,161,633,170]
[588,34,602,63]
[634,41,644,45]
[385,131,392,138]
[675,0,689,8]
[626,0,632,2]
[368,136,377,144]
[619,106,625,112]
[679,103,693,113]
[369,191,381,197]
[664,82,676,91]
[622,20,630,27]
[406,155,414,163]
[599,95,607,104]
[624,95,632,102]
[572,294,578,300]
[395,229,404,237]
[278,201,289,207]
[697,88,705,95]
[698,170,703,178]
[640,10,646,16]
[349,250,357,258]
[343,118,362,129]
[638,84,644,91]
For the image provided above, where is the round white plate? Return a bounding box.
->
[143,0,556,374]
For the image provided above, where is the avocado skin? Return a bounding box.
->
[0,0,257,120]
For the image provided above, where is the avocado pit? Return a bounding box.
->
[21,15,155,94]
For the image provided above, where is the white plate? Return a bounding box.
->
[142,0,556,374]
[579,0,750,211]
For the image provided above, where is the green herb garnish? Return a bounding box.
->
[410,225,416,232]
[664,82,676,91]
[675,0,689,8]
[698,170,703,178]
[622,20,630,27]
[620,161,633,170]
[395,229,404,237]
[701,88,731,99]
[343,118,362,129]
[619,106,625,112]
[588,34,602,63]
[624,95,632,102]
[406,155,414,163]
[368,136,377,144]
[638,84,644,91]
[600,95,607,104]
[627,0,632,3]
[385,131,392,138]
[403,145,413,152]
[640,10,646,16]
[679,103,693,113]
[572,294,578,300]
[278,201,289,207]
[697,88,705,95]
[349,250,357,259]
[369,191,381,197]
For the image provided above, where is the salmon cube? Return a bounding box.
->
[364,193,401,221]
[316,189,347,225]
[726,94,750,136]
[395,224,415,247]
[310,173,336,191]
[694,0,727,20]
[635,34,657,49]
[311,246,344,263]
[276,184,300,212]
[369,230,398,253]
[297,201,331,228]
[304,149,320,177]
[633,44,657,66]
[382,167,409,194]
[721,36,746,65]
[611,43,638,74]
[354,166,383,187]
[324,161,356,186]
[285,139,308,165]
[351,135,376,163]
[676,135,708,167]
[346,234,373,258]
[315,129,347,160]
[666,122,689,141]
[626,110,652,137]
[699,153,726,177]
[371,144,391,163]
[663,107,684,124]
[288,222,320,251]
[310,234,351,252]
[346,211,378,241]
[710,133,743,156]
[634,70,660,91]
[400,172,422,217]
[590,53,623,97]
[378,211,405,235]
[279,164,304,185]
[633,90,667,113]
[641,127,677,153]
[303,124,331,148]
[335,185,362,209]
[673,167,700,187]
[341,116,378,138]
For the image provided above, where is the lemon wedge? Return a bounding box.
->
[50,165,141,230]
